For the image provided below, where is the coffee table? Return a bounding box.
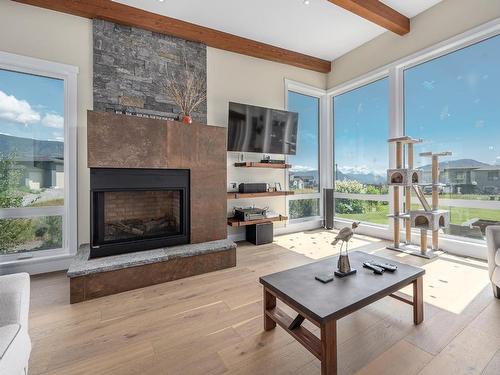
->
[259,251,425,375]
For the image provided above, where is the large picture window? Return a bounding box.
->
[333,78,389,225]
[404,34,500,240]
[0,52,77,265]
[287,91,320,220]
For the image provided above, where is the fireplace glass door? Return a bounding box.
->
[102,190,182,243]
[90,168,190,258]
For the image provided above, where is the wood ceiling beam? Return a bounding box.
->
[328,0,410,35]
[13,0,331,73]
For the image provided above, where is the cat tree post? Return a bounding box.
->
[393,141,403,248]
[432,154,439,250]
[406,143,413,244]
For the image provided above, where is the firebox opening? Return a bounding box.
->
[90,168,190,258]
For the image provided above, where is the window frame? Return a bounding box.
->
[327,17,500,259]
[0,51,78,267]
[284,79,327,225]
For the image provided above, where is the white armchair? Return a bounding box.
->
[0,273,31,375]
[486,225,500,298]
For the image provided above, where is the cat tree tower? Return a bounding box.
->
[387,136,451,259]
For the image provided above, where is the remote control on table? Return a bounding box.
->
[363,262,385,275]
[370,261,397,272]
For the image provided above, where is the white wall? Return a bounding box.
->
[328,0,500,87]
[0,1,93,248]
[207,48,326,239]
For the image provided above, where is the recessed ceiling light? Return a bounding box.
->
[303,0,310,4]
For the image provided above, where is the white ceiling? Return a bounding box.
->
[113,0,442,61]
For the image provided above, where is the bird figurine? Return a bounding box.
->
[331,222,360,274]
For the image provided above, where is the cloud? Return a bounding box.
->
[440,105,451,120]
[42,113,64,128]
[356,103,363,114]
[0,90,40,124]
[475,120,485,128]
[422,80,435,90]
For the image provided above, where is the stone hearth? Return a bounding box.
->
[68,240,236,303]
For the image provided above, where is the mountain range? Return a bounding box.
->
[418,158,490,171]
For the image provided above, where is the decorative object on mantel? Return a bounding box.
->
[331,222,359,277]
[164,53,207,125]
[112,109,176,121]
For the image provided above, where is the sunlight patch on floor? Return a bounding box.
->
[275,229,490,315]
[274,228,384,260]
[422,254,489,314]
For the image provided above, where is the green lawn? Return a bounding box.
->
[336,203,500,226]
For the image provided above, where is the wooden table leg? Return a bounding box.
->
[320,319,337,375]
[413,276,424,325]
[263,287,276,331]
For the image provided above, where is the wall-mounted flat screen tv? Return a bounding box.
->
[227,102,298,155]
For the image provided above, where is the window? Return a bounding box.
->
[404,34,500,240]
[333,78,389,225]
[287,90,321,220]
[0,52,77,264]
[487,171,499,181]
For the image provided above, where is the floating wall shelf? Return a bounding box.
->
[234,162,291,169]
[226,191,294,200]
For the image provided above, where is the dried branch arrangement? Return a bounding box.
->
[164,55,206,118]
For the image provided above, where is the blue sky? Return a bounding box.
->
[333,33,500,175]
[0,69,64,142]
[405,34,500,167]
[288,91,320,173]
[334,78,388,176]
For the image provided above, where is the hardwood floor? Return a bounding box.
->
[29,229,500,374]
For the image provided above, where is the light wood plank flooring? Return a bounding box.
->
[29,229,500,374]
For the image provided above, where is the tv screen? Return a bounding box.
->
[227,102,298,155]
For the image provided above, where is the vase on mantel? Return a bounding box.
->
[181,115,192,124]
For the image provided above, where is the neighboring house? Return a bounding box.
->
[472,166,500,194]
[291,175,316,190]
[291,176,305,190]
[418,159,491,194]
[442,166,480,194]
[0,133,64,191]
[15,157,64,191]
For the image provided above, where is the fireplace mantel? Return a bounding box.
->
[87,110,227,244]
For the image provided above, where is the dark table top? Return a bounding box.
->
[260,251,425,323]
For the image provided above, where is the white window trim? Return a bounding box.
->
[327,16,500,260]
[284,79,327,226]
[0,51,78,272]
